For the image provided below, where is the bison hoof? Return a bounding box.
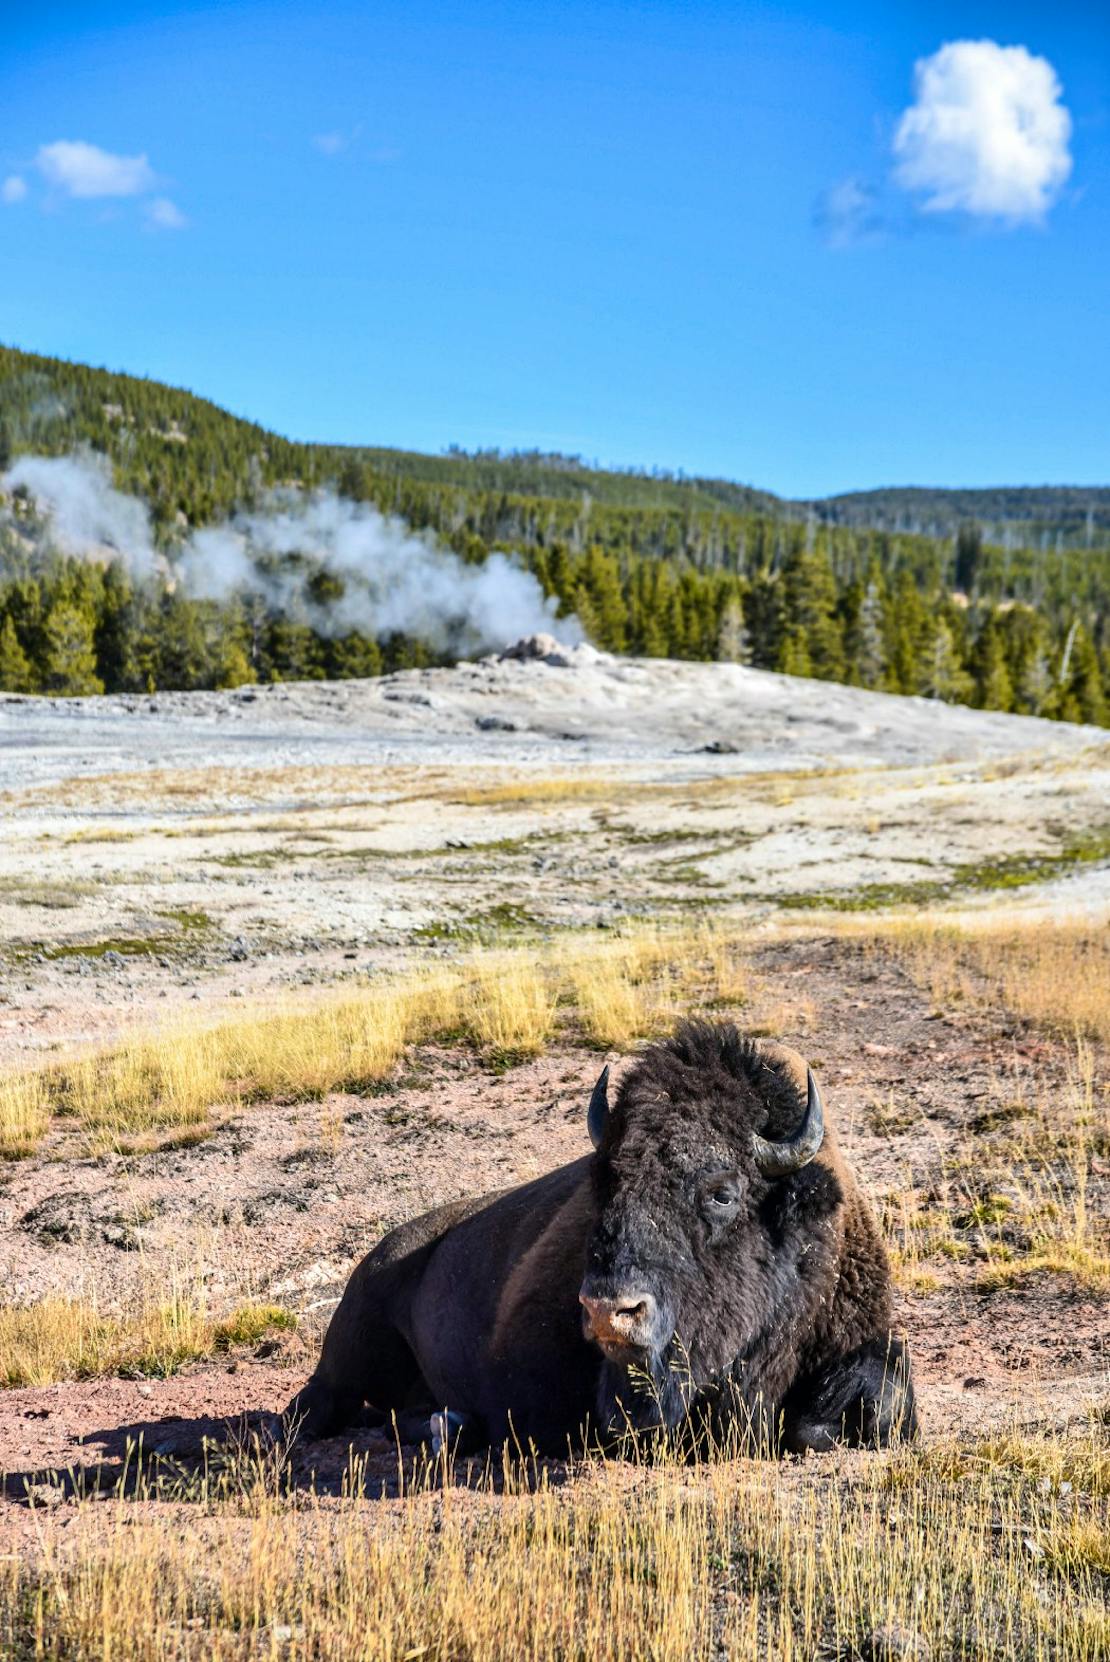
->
[430,1410,468,1456]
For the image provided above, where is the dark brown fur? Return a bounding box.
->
[285,1022,917,1455]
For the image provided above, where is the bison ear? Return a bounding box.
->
[587,1065,610,1151]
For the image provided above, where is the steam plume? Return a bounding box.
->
[2,451,580,655]
[4,452,163,579]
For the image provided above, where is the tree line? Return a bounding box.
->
[1,527,1104,727]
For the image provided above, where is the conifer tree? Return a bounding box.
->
[41,602,104,695]
[1056,624,1106,725]
[779,543,844,681]
[715,597,750,664]
[744,572,785,670]
[578,547,627,652]
[855,578,887,689]
[0,614,34,692]
[971,614,1014,711]
[885,572,931,695]
[954,522,983,592]
[920,620,973,704]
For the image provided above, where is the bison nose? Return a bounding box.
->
[579,1291,658,1348]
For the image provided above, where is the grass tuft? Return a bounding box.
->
[0,1071,50,1158]
[0,1295,296,1387]
[5,925,757,1156]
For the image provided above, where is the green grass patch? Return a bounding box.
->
[777,827,1110,913]
[412,903,543,942]
[155,908,212,932]
[212,1305,296,1351]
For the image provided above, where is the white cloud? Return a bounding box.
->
[146,196,187,230]
[2,175,27,204]
[893,40,1072,223]
[36,139,157,199]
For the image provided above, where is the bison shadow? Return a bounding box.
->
[2,1408,576,1507]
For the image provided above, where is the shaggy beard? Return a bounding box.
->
[594,1339,697,1441]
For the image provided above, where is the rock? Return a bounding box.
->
[228,936,251,962]
[24,1482,65,1509]
[20,1192,96,1247]
[864,1625,931,1661]
[101,1222,142,1251]
[499,633,578,667]
[475,714,518,732]
[236,1189,310,1226]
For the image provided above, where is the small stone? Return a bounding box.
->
[25,1482,65,1509]
[864,1624,931,1661]
[102,1223,141,1251]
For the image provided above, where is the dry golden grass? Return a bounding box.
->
[449,764,856,812]
[0,1294,294,1387]
[879,1037,1109,1295]
[2,1423,1107,1660]
[0,926,756,1157]
[453,774,625,807]
[0,1070,50,1157]
[6,760,439,812]
[463,953,557,1055]
[863,916,1110,1044]
[60,825,139,844]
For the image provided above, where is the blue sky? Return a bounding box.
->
[1,1,1107,497]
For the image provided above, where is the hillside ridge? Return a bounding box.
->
[3,343,1108,540]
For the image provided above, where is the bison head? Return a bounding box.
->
[578,1021,835,1435]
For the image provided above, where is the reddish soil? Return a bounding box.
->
[1,937,1106,1547]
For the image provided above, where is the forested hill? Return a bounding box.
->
[818,485,1110,546]
[0,341,1106,729]
[1,343,1106,538]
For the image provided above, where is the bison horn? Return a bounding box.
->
[587,1065,610,1150]
[752,1067,825,1177]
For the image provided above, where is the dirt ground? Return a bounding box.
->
[2,933,1106,1546]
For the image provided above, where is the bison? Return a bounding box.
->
[285,1022,917,1456]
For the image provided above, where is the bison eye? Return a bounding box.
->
[704,1181,739,1217]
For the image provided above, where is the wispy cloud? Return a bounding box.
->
[312,130,350,156]
[145,196,188,231]
[36,139,157,199]
[893,40,1072,224]
[311,124,387,159]
[814,176,882,248]
[17,139,190,228]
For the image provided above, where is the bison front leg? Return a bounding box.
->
[283,1260,428,1442]
[784,1335,918,1453]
